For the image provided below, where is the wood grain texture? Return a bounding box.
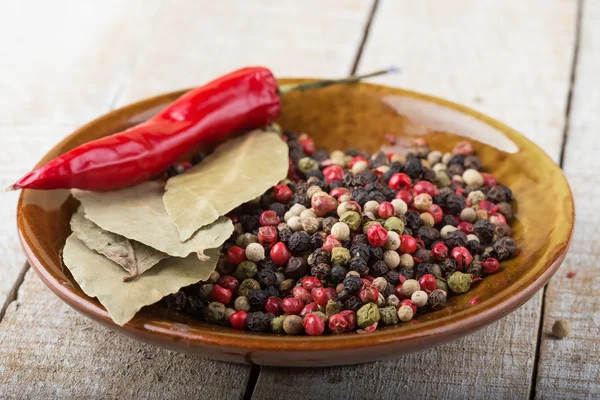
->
[0,270,251,399]
[534,1,600,397]
[253,1,578,398]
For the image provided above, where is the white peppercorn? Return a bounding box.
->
[331,222,350,241]
[384,231,401,250]
[411,290,428,307]
[463,169,484,187]
[352,160,369,174]
[460,207,477,222]
[401,279,421,297]
[284,210,295,222]
[376,165,390,174]
[330,150,345,166]
[467,190,486,206]
[390,154,405,163]
[391,199,408,215]
[289,203,307,216]
[442,152,452,164]
[427,150,443,165]
[339,194,351,203]
[420,212,435,227]
[440,225,458,239]
[245,243,265,262]
[397,305,414,322]
[377,292,386,307]
[467,234,479,242]
[372,277,388,292]
[307,186,324,199]
[433,163,447,173]
[364,200,380,215]
[287,216,303,232]
[399,253,415,269]
[384,250,400,269]
[301,217,320,234]
[300,208,318,220]
[452,175,463,183]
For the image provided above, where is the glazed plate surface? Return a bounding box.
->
[17,79,574,366]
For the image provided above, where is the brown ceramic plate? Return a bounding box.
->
[17,79,574,366]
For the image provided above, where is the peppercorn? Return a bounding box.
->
[466,260,483,277]
[325,299,343,316]
[384,250,400,270]
[183,295,204,317]
[264,286,280,298]
[256,269,278,287]
[551,319,570,339]
[462,169,484,187]
[405,210,422,231]
[308,232,325,249]
[399,254,415,269]
[331,247,351,266]
[343,275,364,294]
[401,279,421,297]
[385,270,400,284]
[247,289,267,309]
[282,258,306,280]
[446,193,466,214]
[247,311,274,332]
[330,265,348,283]
[375,306,397,325]
[235,261,258,281]
[300,217,320,234]
[356,303,380,328]
[473,220,495,244]
[411,290,428,307]
[418,226,441,248]
[436,279,448,293]
[289,231,313,253]
[270,315,286,333]
[311,263,331,280]
[447,271,473,294]
[397,305,414,322]
[240,214,260,233]
[282,315,303,335]
[297,157,319,175]
[495,223,512,238]
[235,233,259,249]
[403,156,423,178]
[369,246,384,262]
[460,207,477,223]
[467,190,486,206]
[370,260,388,277]
[279,278,295,293]
[494,236,516,260]
[291,193,310,208]
[237,278,261,296]
[497,202,514,220]
[330,222,350,241]
[445,230,468,249]
[338,211,360,232]
[204,302,226,323]
[428,289,447,310]
[475,209,489,221]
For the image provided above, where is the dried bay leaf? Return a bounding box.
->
[72,181,233,259]
[63,234,220,326]
[164,130,288,241]
[70,206,168,280]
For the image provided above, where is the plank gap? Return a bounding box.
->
[244,365,260,400]
[529,1,584,398]
[0,263,30,322]
[350,0,380,74]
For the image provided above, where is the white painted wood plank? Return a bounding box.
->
[535,1,600,397]
[253,1,577,399]
[0,270,251,399]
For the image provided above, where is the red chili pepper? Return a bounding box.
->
[8,67,395,191]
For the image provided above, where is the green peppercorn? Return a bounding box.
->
[436,279,448,292]
[384,216,405,234]
[236,261,258,280]
[435,170,451,187]
[362,220,381,235]
[379,306,399,325]
[282,315,303,335]
[447,271,473,294]
[234,296,251,312]
[357,303,381,328]
[298,157,319,175]
[270,315,286,333]
[279,278,295,293]
[325,299,343,316]
[204,302,226,323]
[331,247,351,266]
[238,278,260,296]
[235,233,259,249]
[431,263,443,278]
[340,211,362,231]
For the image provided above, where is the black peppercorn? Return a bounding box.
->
[352,234,369,247]
[449,154,465,165]
[464,155,482,170]
[442,214,457,227]
[403,156,423,179]
[341,239,352,249]
[248,289,267,308]
[306,170,325,180]
[370,151,389,168]
[285,257,309,278]
[494,237,516,260]
[417,226,441,248]
[291,193,311,208]
[422,168,437,182]
[289,149,306,164]
[397,268,415,280]
[445,230,468,249]
[414,248,435,263]
[321,217,337,234]
[184,295,205,317]
[364,182,379,192]
[240,214,260,232]
[382,187,397,201]
[256,269,278,287]
[345,296,363,313]
[288,231,311,253]
[495,223,512,238]
[329,180,344,189]
[383,168,399,184]
[383,282,395,297]
[415,263,433,278]
[428,289,447,310]
[312,149,329,162]
[337,289,351,303]
[405,210,422,231]
[359,169,379,184]
[487,186,506,203]
[277,223,293,243]
[247,311,274,332]
[269,202,288,218]
[350,244,370,262]
[473,220,495,244]
[466,260,483,278]
[440,258,458,277]
[331,265,348,284]
[343,275,364,294]
[349,256,369,275]
[369,246,384,262]
[467,239,483,255]
[352,188,370,206]
[368,191,386,203]
[447,163,464,177]
[311,263,331,280]
[258,258,277,271]
[432,193,446,206]
[308,248,330,267]
[385,270,400,285]
[497,202,514,220]
[264,286,280,298]
[370,260,388,277]
[446,194,466,214]
[309,232,324,249]
[165,290,187,311]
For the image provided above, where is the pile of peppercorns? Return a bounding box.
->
[163,132,517,335]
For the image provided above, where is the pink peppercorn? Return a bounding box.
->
[359,285,379,303]
[270,242,291,265]
[349,155,369,168]
[292,286,313,303]
[258,226,278,247]
[451,246,473,270]
[300,302,318,317]
[413,180,437,196]
[273,184,293,204]
[227,246,246,264]
[211,285,232,305]
[312,195,337,217]
[281,297,304,315]
[418,274,437,293]
[394,284,404,300]
[399,235,417,254]
[264,297,283,316]
[489,213,507,226]
[259,210,280,227]
[377,201,396,219]
[457,221,474,235]
[453,141,473,156]
[478,200,499,213]
[400,299,417,314]
[482,257,500,274]
[395,190,414,206]
[323,165,344,183]
[217,275,239,293]
[230,311,248,330]
[340,310,357,331]
[311,287,337,307]
[300,276,323,291]
[330,187,351,200]
[482,173,497,187]
[328,313,348,334]
[304,314,325,336]
[432,242,449,260]
[388,173,412,191]
[322,235,342,252]
[367,224,388,247]
[427,204,443,224]
[300,137,315,155]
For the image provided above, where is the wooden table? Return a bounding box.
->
[0,1,597,398]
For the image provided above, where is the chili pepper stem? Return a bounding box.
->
[278,67,399,95]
